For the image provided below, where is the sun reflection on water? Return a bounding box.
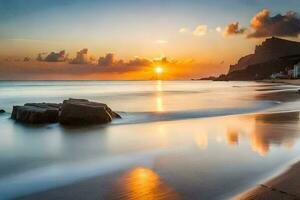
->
[156,80,164,112]
[115,167,180,200]
[194,132,208,149]
[156,80,162,92]
[156,96,164,112]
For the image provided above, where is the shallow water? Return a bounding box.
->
[1,81,300,199]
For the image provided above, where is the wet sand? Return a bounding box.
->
[235,162,300,199]
[20,160,300,200]
[257,90,300,102]
[235,85,300,200]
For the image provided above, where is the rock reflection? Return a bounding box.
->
[224,112,300,156]
[110,167,180,200]
[192,112,300,155]
[226,129,239,145]
[250,112,300,156]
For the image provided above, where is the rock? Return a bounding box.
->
[59,98,120,125]
[0,109,5,113]
[11,99,120,125]
[11,103,61,124]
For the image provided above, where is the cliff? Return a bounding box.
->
[216,37,300,81]
[228,37,300,73]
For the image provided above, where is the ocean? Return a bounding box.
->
[1,80,300,199]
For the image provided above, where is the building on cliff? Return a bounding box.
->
[293,62,300,78]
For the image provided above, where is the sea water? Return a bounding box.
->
[0,81,300,199]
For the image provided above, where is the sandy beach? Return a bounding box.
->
[235,161,300,199]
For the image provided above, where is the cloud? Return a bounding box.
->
[98,53,153,68]
[247,9,300,38]
[127,57,152,67]
[0,54,227,80]
[0,56,204,80]
[98,53,117,66]
[44,50,66,62]
[70,48,95,64]
[156,40,168,44]
[193,25,208,36]
[224,22,246,35]
[179,27,189,33]
[152,56,171,65]
[23,57,30,62]
[36,53,47,61]
[216,27,222,33]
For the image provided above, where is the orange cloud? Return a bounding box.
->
[44,50,67,62]
[193,25,208,36]
[224,22,246,36]
[70,48,95,64]
[98,53,118,66]
[248,9,300,38]
[225,9,300,38]
[0,51,227,80]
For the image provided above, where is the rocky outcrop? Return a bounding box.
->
[11,103,61,124]
[11,99,120,125]
[59,99,120,125]
[0,109,5,113]
[191,76,217,81]
[216,56,300,81]
[216,37,300,81]
[229,37,300,73]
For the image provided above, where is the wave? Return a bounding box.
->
[113,100,280,125]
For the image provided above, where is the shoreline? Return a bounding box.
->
[259,79,300,86]
[234,160,300,199]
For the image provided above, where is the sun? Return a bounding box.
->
[155,66,163,74]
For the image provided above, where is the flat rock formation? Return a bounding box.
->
[11,103,61,124]
[59,99,120,125]
[11,99,120,125]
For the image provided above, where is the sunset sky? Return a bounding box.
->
[1,0,300,80]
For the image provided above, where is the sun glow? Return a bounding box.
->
[155,66,163,74]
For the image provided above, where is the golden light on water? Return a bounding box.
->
[156,80,162,91]
[156,80,164,112]
[194,132,208,149]
[118,167,180,200]
[156,96,164,112]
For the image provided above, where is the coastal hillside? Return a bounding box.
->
[217,37,300,81]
